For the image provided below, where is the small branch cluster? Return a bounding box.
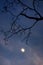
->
[0,0,43,45]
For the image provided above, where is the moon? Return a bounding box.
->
[20,48,25,53]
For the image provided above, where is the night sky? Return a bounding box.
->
[0,0,43,65]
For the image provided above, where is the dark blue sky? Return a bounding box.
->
[0,0,43,65]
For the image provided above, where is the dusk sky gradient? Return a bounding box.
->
[0,0,43,65]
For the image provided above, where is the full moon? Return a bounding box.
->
[20,48,25,53]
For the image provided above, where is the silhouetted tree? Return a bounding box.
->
[0,0,43,45]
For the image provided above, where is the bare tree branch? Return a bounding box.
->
[0,0,43,45]
[21,13,43,21]
[18,0,34,10]
[33,0,42,17]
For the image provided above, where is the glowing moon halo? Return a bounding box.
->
[20,48,25,53]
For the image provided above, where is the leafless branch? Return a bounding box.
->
[0,0,43,45]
